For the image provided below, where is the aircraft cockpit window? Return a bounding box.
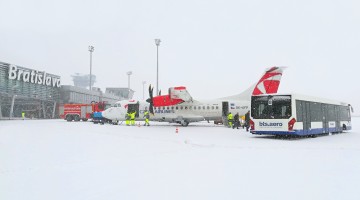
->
[113,103,121,107]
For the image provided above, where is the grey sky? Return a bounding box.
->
[1,0,359,114]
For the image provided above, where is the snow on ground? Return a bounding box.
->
[1,118,360,200]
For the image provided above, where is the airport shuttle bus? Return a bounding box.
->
[250,94,352,136]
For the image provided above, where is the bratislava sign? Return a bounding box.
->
[8,65,61,88]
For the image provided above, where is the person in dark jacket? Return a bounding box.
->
[233,112,240,129]
[245,110,250,131]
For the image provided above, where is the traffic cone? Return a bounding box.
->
[175,127,179,134]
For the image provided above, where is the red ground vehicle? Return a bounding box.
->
[59,101,107,122]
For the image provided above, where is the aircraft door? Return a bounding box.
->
[222,102,229,117]
[222,101,229,126]
[127,102,140,118]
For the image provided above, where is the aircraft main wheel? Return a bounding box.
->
[181,121,189,127]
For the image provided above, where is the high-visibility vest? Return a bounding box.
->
[126,113,130,120]
[144,111,149,119]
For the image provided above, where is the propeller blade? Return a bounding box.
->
[148,84,154,114]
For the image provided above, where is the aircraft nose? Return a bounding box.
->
[101,109,110,119]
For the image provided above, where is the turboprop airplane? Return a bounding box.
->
[102,66,285,126]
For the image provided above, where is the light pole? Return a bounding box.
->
[142,81,146,100]
[155,39,161,95]
[127,71,132,99]
[88,45,95,91]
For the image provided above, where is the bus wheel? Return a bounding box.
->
[82,118,88,122]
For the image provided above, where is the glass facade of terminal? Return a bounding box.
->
[0,61,60,118]
[0,61,60,101]
[1,61,128,119]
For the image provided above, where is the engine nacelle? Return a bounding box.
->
[169,86,192,102]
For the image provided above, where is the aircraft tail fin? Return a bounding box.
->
[252,66,285,95]
[220,66,286,100]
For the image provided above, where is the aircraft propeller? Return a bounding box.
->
[146,85,154,114]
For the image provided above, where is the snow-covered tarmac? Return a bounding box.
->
[1,118,359,200]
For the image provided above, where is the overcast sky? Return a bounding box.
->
[1,0,359,114]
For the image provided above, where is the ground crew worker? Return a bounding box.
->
[227,112,233,128]
[233,112,240,129]
[245,110,250,132]
[241,115,245,128]
[143,110,150,126]
[130,111,136,126]
[125,112,131,126]
[22,112,25,120]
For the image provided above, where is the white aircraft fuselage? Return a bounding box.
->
[102,66,285,126]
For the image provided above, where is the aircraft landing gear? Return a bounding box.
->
[181,120,189,127]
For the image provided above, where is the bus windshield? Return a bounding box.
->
[251,95,291,119]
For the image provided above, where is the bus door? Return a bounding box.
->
[321,104,329,133]
[334,106,341,132]
[302,101,311,134]
[127,103,140,118]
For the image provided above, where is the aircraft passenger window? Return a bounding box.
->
[176,106,178,110]
[203,106,205,110]
[171,107,174,110]
[198,106,201,110]
[180,106,183,110]
[166,107,169,110]
[189,106,192,110]
[194,106,196,110]
[162,107,165,110]
[216,106,219,109]
[185,106,188,110]
[212,106,214,110]
[207,106,210,109]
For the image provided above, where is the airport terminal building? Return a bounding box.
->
[0,61,132,119]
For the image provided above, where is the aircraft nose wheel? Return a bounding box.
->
[181,121,189,127]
